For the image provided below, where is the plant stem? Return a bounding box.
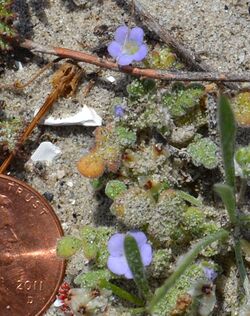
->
[146,229,229,312]
[238,178,248,206]
[234,229,247,284]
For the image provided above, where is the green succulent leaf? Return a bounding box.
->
[56,236,82,259]
[115,126,137,147]
[105,180,127,200]
[127,79,156,99]
[74,269,112,288]
[187,136,218,169]
[80,226,113,268]
[162,85,204,118]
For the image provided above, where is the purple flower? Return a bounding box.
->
[204,267,217,282]
[114,105,125,118]
[107,231,152,279]
[108,26,148,66]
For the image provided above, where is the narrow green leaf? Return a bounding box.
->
[218,95,236,189]
[147,229,229,312]
[214,183,237,225]
[124,235,151,300]
[177,190,203,207]
[99,279,144,306]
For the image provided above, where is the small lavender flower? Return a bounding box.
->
[114,105,125,118]
[108,26,148,66]
[204,267,217,282]
[107,231,152,279]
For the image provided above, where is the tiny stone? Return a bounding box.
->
[62,223,68,230]
[106,76,116,83]
[57,170,66,179]
[43,192,54,202]
[66,181,74,187]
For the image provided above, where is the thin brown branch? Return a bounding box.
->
[20,39,250,83]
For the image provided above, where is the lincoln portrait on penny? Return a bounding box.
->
[0,193,27,314]
[0,194,18,266]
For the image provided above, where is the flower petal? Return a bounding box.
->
[132,44,148,62]
[108,233,125,256]
[108,41,122,59]
[128,27,144,44]
[115,25,129,44]
[107,255,128,275]
[204,267,217,281]
[128,231,147,247]
[124,267,133,279]
[117,54,134,66]
[140,243,153,266]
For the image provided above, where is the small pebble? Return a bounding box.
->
[66,181,74,187]
[43,192,54,202]
[57,170,66,179]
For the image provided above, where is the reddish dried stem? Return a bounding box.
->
[20,39,250,83]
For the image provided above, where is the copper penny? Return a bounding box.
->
[0,174,65,316]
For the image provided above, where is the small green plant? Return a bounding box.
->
[56,236,82,259]
[56,94,249,315]
[162,84,205,119]
[145,47,177,69]
[127,78,156,100]
[105,180,127,200]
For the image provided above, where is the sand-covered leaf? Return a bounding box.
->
[187,136,218,169]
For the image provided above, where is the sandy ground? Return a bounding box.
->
[137,0,250,72]
[0,0,249,315]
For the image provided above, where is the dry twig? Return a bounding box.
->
[20,40,250,83]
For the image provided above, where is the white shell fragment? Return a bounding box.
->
[106,75,116,83]
[36,106,102,127]
[15,60,23,71]
[31,142,61,162]
[53,298,64,307]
